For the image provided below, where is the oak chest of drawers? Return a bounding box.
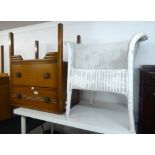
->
[9,24,79,113]
[0,45,11,120]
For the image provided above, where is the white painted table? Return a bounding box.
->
[14,104,132,134]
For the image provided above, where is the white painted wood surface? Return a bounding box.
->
[21,116,26,134]
[14,104,132,134]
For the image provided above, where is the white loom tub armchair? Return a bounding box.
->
[65,32,148,133]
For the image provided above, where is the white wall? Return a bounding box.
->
[0,21,155,123]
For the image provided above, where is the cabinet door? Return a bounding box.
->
[141,87,155,133]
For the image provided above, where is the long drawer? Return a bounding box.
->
[11,86,58,113]
[11,61,57,88]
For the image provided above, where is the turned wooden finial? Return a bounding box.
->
[35,40,39,59]
[0,45,4,73]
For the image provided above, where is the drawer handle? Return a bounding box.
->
[14,94,53,103]
[152,93,155,96]
[16,72,22,78]
[16,94,22,99]
[43,97,50,103]
[43,73,50,79]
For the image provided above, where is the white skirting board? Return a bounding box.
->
[14,102,132,134]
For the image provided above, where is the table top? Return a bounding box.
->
[14,103,131,134]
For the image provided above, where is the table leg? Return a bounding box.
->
[21,116,26,134]
[51,123,55,134]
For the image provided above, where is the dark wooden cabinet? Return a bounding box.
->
[0,74,11,120]
[0,44,11,120]
[138,65,155,133]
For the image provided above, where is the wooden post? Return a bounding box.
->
[58,23,63,63]
[9,32,14,58]
[35,40,39,59]
[57,23,63,112]
[77,35,81,44]
[9,32,14,104]
[76,35,81,104]
[0,45,4,73]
